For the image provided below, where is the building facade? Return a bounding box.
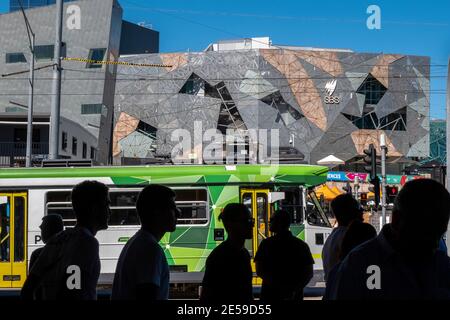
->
[113,38,430,166]
[0,0,159,166]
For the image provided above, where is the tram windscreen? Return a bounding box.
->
[306,190,331,227]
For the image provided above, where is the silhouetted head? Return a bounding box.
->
[391,179,450,257]
[339,220,377,260]
[219,203,253,241]
[72,180,110,234]
[136,185,178,236]
[40,214,64,244]
[330,194,363,227]
[269,210,291,234]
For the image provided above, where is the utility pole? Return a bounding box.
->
[446,57,450,251]
[354,176,360,202]
[49,0,63,160]
[18,0,35,168]
[380,133,388,226]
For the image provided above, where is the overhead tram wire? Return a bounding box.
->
[120,0,448,69]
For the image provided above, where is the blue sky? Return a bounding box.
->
[1,0,449,119]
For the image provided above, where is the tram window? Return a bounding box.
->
[277,188,303,224]
[306,191,331,228]
[14,197,25,262]
[109,191,139,207]
[46,189,209,227]
[174,189,207,202]
[177,202,208,225]
[46,191,71,203]
[109,208,140,226]
[0,198,11,262]
[46,203,76,227]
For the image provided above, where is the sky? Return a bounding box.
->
[1,0,449,119]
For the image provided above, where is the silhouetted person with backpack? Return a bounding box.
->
[200,203,254,303]
[29,214,64,271]
[330,179,450,300]
[322,194,363,281]
[323,220,377,300]
[112,185,178,300]
[255,210,314,301]
[21,181,110,300]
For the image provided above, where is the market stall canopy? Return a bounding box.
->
[331,186,343,196]
[316,184,340,200]
[317,155,345,165]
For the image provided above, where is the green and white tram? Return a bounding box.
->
[0,164,331,289]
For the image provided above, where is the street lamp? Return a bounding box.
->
[380,133,388,226]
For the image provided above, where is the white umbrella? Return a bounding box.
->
[317,155,345,165]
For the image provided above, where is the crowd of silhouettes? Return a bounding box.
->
[19,178,450,301]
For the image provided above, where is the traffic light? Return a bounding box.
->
[364,144,380,209]
[368,176,380,209]
[385,185,399,203]
[363,144,377,180]
[360,192,368,206]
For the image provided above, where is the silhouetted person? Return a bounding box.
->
[200,203,254,303]
[322,194,363,281]
[255,210,314,301]
[21,181,110,300]
[439,236,448,255]
[29,214,64,271]
[323,220,376,300]
[330,179,450,299]
[111,185,178,300]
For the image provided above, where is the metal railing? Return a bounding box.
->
[0,142,49,167]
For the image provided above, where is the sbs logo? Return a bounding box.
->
[324,79,340,104]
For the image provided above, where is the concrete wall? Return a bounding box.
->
[0,0,122,164]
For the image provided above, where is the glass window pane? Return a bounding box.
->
[109,208,139,226]
[0,196,11,262]
[174,189,207,202]
[14,197,25,262]
[86,48,106,69]
[81,104,103,115]
[177,203,207,225]
[72,137,77,156]
[278,188,303,224]
[35,45,54,61]
[6,53,26,63]
[46,191,71,203]
[109,191,139,207]
[256,194,268,245]
[47,205,76,227]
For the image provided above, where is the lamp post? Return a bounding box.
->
[17,0,35,168]
[380,133,388,226]
[49,0,63,160]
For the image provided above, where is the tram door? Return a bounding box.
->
[0,193,27,288]
[240,189,271,284]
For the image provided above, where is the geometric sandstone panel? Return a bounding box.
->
[370,54,404,88]
[112,112,140,157]
[161,53,189,72]
[261,49,327,131]
[293,50,344,77]
[351,129,402,156]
